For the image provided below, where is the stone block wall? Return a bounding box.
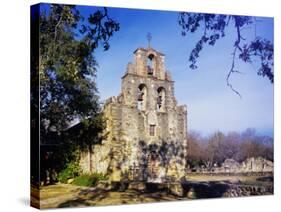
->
[80,47,188,183]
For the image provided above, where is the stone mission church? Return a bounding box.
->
[80,43,188,183]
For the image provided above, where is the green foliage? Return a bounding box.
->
[37,4,118,182]
[57,161,82,183]
[73,173,108,187]
[39,4,119,139]
[78,114,106,149]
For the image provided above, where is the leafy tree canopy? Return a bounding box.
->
[178,13,273,97]
[39,4,119,140]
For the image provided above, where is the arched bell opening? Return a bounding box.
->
[137,84,147,111]
[157,87,166,112]
[147,54,155,76]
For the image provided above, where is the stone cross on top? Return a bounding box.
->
[146,32,152,48]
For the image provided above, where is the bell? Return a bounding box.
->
[157,96,162,104]
[138,93,143,101]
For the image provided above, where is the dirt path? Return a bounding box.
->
[39,184,180,209]
[38,174,273,209]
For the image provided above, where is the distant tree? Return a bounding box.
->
[186,131,209,168]
[215,132,240,163]
[239,129,273,161]
[178,13,273,97]
[207,131,225,165]
[185,129,273,169]
[256,135,274,161]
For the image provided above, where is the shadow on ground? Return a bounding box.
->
[36,171,276,208]
[256,176,273,182]
[182,181,231,198]
[57,181,231,208]
[58,185,178,208]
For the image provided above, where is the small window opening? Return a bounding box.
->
[149,125,156,136]
[147,54,154,76]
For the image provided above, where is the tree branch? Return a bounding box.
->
[226,46,242,98]
[226,20,243,98]
[54,14,63,41]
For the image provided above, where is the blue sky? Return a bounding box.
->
[41,4,274,137]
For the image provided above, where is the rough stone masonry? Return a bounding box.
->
[80,46,188,183]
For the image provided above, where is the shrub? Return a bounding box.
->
[73,173,108,187]
[57,161,81,183]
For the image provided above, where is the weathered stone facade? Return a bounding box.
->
[80,47,188,183]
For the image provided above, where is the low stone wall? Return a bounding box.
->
[95,180,273,198]
[187,157,274,174]
[222,184,273,197]
[185,171,273,177]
